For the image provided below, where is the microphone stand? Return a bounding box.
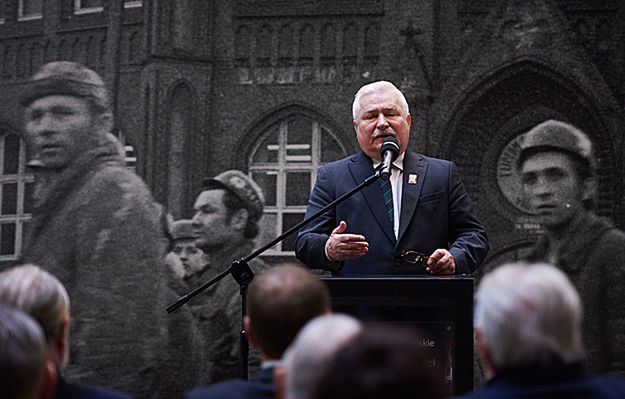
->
[166,164,385,378]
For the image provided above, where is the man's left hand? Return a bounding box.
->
[426,249,455,275]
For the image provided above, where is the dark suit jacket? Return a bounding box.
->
[184,366,274,399]
[54,377,131,399]
[296,151,488,275]
[455,363,625,399]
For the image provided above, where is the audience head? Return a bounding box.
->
[246,264,331,359]
[0,305,56,399]
[0,264,71,368]
[474,262,584,376]
[284,314,362,399]
[312,324,446,399]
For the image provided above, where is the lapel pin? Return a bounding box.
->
[408,174,418,184]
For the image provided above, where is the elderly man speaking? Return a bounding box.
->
[296,80,488,275]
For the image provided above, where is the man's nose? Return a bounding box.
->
[532,177,553,197]
[375,113,389,129]
[191,213,201,226]
[31,114,57,136]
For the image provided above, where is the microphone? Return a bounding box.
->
[379,137,400,180]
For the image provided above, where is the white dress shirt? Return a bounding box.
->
[372,152,404,238]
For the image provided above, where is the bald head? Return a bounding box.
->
[247,264,331,359]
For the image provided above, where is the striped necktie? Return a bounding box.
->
[378,177,394,224]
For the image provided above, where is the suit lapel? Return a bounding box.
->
[347,152,396,243]
[398,151,427,242]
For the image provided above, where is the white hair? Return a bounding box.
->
[475,262,584,369]
[284,314,362,399]
[352,80,409,120]
[0,264,70,344]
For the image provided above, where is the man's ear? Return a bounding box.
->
[229,208,249,232]
[40,360,58,399]
[581,177,597,203]
[95,111,113,134]
[475,327,496,380]
[244,315,257,349]
[58,314,70,368]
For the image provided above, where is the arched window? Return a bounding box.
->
[0,129,33,260]
[249,114,347,256]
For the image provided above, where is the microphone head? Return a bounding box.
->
[380,137,400,158]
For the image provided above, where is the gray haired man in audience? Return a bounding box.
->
[283,314,362,399]
[0,264,129,398]
[457,262,625,399]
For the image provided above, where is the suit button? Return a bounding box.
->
[394,258,401,266]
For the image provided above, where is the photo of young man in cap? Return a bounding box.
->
[18,61,168,397]
[190,169,269,383]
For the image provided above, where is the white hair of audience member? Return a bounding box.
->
[475,262,585,369]
[0,264,70,367]
[0,305,50,399]
[283,313,362,399]
[352,80,410,120]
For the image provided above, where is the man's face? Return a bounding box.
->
[353,88,411,160]
[191,189,234,253]
[24,95,97,169]
[172,239,207,277]
[520,151,588,229]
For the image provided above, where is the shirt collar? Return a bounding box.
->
[372,151,405,172]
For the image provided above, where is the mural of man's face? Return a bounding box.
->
[520,151,588,229]
[191,189,236,253]
[172,239,208,277]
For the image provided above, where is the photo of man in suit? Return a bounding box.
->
[296,80,489,275]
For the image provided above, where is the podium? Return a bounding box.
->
[321,275,474,395]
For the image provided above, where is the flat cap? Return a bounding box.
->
[20,61,109,108]
[203,170,265,221]
[517,119,595,171]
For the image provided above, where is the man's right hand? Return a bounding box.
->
[325,221,369,262]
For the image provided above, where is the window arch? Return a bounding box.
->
[248,113,348,256]
[0,128,33,260]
